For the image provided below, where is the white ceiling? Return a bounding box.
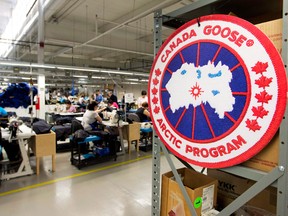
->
[0,0,196,87]
[0,0,16,36]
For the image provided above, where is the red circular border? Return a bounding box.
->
[148,14,287,168]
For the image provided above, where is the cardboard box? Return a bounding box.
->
[255,19,282,54]
[240,19,282,172]
[207,169,277,214]
[161,168,218,216]
[241,131,279,172]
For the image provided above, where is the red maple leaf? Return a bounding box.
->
[155,68,161,76]
[152,96,158,104]
[151,87,158,95]
[246,119,261,131]
[252,106,269,118]
[255,91,272,103]
[251,61,268,74]
[153,77,159,85]
[154,106,160,114]
[255,76,272,88]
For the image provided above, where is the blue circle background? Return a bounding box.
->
[161,41,249,142]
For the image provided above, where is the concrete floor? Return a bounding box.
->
[0,147,184,216]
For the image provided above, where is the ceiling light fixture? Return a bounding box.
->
[7,76,19,79]
[91,76,103,79]
[125,78,139,81]
[100,69,131,75]
[73,75,88,78]
[57,66,99,72]
[21,77,36,80]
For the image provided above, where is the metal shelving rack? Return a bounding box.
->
[151,0,288,215]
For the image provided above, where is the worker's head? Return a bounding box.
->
[141,90,147,97]
[142,102,148,109]
[66,100,72,108]
[107,99,113,106]
[87,101,98,111]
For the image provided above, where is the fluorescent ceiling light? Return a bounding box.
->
[100,69,131,75]
[91,76,103,79]
[133,72,150,77]
[19,71,37,75]
[125,78,138,81]
[78,80,87,83]
[73,75,88,78]
[86,84,101,87]
[22,77,36,80]
[122,82,139,85]
[124,78,148,82]
[6,76,19,79]
[57,66,99,72]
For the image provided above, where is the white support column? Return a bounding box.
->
[37,0,45,120]
[37,75,45,119]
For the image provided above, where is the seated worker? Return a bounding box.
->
[107,99,119,110]
[137,90,148,108]
[136,102,150,122]
[95,90,103,103]
[81,101,103,131]
[65,100,77,113]
[107,91,118,104]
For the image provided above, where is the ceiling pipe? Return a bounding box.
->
[50,0,181,59]
[79,0,181,46]
[44,38,154,61]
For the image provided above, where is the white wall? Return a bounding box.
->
[85,83,148,102]
[115,83,148,102]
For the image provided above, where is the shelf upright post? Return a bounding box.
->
[151,9,162,216]
[151,132,161,216]
[276,0,288,214]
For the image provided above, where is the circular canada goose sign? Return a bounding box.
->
[148,14,287,168]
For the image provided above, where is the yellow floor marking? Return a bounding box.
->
[0,154,152,197]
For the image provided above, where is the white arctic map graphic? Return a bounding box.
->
[166,61,235,119]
